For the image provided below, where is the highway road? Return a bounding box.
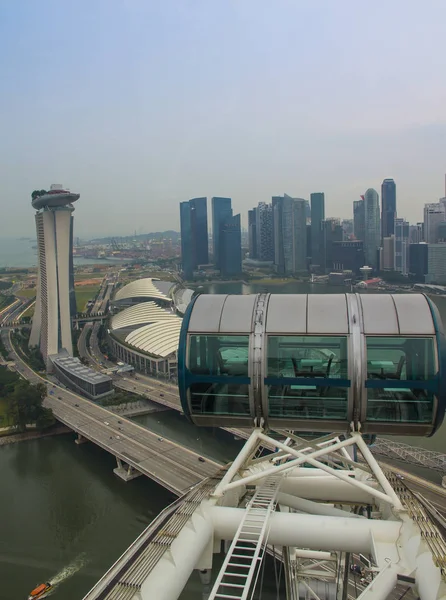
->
[1,330,221,495]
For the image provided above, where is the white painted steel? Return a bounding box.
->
[210,507,401,554]
[212,429,261,498]
[280,477,376,503]
[354,433,403,509]
[307,294,349,334]
[277,492,365,519]
[139,507,213,600]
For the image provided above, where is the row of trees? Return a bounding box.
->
[0,366,54,431]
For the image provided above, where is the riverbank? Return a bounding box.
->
[0,424,70,446]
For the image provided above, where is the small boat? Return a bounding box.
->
[27,582,53,600]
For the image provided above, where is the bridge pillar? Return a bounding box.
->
[113,459,142,482]
[75,433,88,445]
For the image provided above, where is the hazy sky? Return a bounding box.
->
[1,1,446,238]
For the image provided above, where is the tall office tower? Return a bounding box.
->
[353,198,365,241]
[256,202,274,261]
[332,240,365,274]
[179,197,209,278]
[310,192,325,268]
[211,197,232,268]
[409,223,423,244]
[272,196,284,273]
[381,236,395,271]
[409,243,428,282]
[363,188,380,270]
[285,198,307,273]
[248,209,257,259]
[381,178,396,243]
[220,214,242,276]
[321,218,343,272]
[341,219,354,238]
[395,218,409,274]
[424,203,445,244]
[29,184,80,367]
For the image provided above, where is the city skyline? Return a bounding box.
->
[1,2,446,237]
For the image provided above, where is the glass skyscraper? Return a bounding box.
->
[353,198,365,242]
[211,197,232,268]
[273,195,307,274]
[220,214,242,276]
[363,188,380,270]
[180,197,209,278]
[381,178,396,243]
[310,192,325,268]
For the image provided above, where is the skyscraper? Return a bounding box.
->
[321,218,343,272]
[381,178,396,242]
[256,202,274,261]
[272,196,284,273]
[394,217,409,274]
[353,198,365,241]
[363,188,380,269]
[220,214,242,276]
[211,197,232,268]
[423,203,445,244]
[29,184,80,367]
[310,193,325,268]
[248,209,257,259]
[180,197,209,278]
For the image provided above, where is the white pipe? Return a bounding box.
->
[257,433,394,506]
[281,477,377,503]
[285,468,355,477]
[293,549,335,561]
[356,564,398,600]
[277,492,365,519]
[210,507,401,554]
[354,433,403,510]
[140,508,213,600]
[212,428,261,497]
[222,435,355,492]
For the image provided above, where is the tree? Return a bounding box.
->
[7,380,51,431]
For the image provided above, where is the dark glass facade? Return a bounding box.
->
[248,209,257,259]
[353,198,365,241]
[220,214,242,276]
[408,243,428,282]
[180,197,209,278]
[310,192,325,268]
[331,241,365,274]
[321,219,343,272]
[381,178,396,242]
[211,197,232,268]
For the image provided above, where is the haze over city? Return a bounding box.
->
[1,0,446,237]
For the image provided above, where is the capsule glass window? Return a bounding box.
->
[365,336,437,424]
[187,335,250,417]
[266,335,349,421]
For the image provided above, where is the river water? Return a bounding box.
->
[2,279,446,599]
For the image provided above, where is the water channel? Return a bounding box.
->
[2,281,445,598]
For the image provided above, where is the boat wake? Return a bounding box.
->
[48,553,88,590]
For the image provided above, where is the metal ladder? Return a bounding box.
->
[209,474,282,600]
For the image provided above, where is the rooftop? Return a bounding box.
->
[50,353,112,385]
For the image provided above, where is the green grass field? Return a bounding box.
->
[75,285,101,312]
[18,287,36,299]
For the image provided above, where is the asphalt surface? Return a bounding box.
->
[1,330,221,496]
